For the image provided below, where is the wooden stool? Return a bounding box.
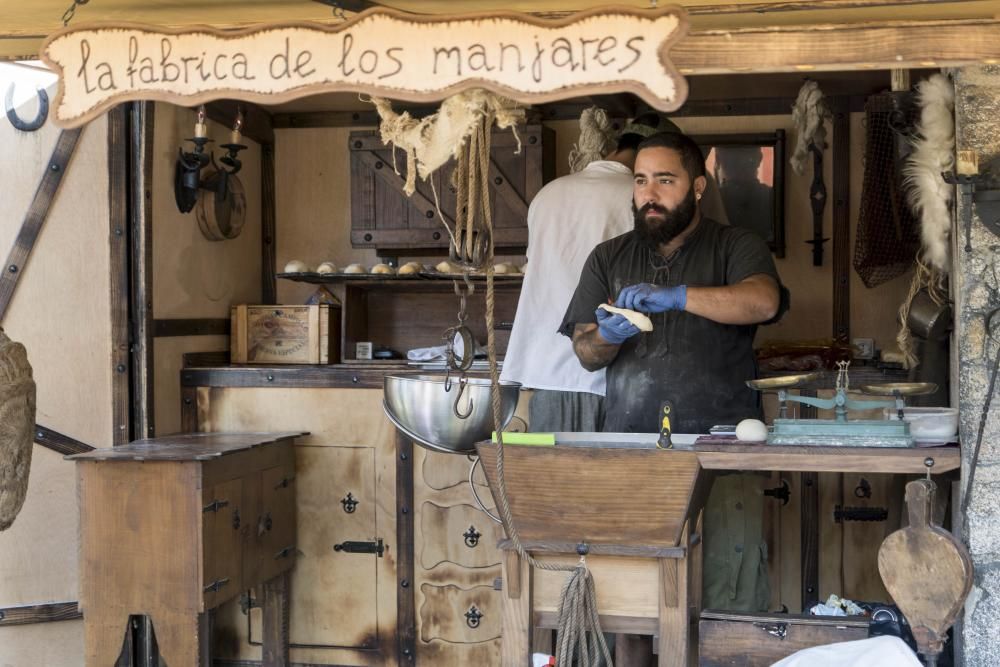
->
[477,443,708,667]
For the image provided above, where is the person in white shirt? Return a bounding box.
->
[501,112,726,431]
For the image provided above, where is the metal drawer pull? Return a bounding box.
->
[465,606,483,629]
[203,499,229,513]
[274,545,297,560]
[754,622,787,639]
[232,509,241,530]
[257,512,272,536]
[203,578,230,593]
[463,525,481,548]
[274,475,296,490]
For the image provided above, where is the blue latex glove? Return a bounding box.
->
[615,283,687,314]
[595,307,641,345]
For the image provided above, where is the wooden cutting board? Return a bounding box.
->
[878,479,973,659]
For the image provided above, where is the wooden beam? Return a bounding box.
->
[262,143,277,304]
[831,96,851,343]
[130,102,155,440]
[204,101,275,146]
[34,424,95,456]
[108,105,130,446]
[0,601,81,626]
[152,318,230,338]
[0,128,82,322]
[672,19,1000,75]
[395,432,416,664]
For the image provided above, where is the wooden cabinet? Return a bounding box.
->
[70,432,301,667]
[349,124,554,252]
[413,447,502,665]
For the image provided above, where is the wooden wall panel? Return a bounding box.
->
[153,335,229,436]
[151,103,263,319]
[0,78,114,666]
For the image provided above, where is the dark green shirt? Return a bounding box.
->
[560,218,784,433]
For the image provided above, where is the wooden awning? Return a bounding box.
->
[7,1,1000,77]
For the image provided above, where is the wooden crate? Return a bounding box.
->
[231,304,341,364]
[699,610,869,666]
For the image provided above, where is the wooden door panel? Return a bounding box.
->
[250,445,379,649]
[203,478,244,609]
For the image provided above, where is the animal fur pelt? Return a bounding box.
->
[370,91,525,196]
[903,73,955,273]
[0,329,35,532]
[568,106,617,173]
[790,80,832,176]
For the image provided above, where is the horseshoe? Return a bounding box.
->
[5,84,48,132]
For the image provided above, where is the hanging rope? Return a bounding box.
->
[896,256,948,368]
[568,106,618,174]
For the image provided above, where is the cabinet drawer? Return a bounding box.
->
[202,478,244,609]
[420,502,500,570]
[699,610,869,666]
[418,584,500,643]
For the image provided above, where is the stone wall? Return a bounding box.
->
[954,66,1000,666]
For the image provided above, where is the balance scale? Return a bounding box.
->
[747,361,937,447]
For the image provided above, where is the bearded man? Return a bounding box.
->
[560,131,789,620]
[561,130,785,434]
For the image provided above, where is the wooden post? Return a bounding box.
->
[658,528,689,667]
[500,550,532,667]
[261,571,291,667]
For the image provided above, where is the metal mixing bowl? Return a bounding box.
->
[383,374,521,454]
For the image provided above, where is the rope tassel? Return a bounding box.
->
[555,560,613,667]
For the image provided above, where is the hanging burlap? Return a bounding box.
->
[0,329,35,532]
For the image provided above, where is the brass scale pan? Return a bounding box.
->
[747,373,937,396]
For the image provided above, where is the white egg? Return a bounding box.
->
[316,261,337,274]
[283,259,310,273]
[735,419,768,442]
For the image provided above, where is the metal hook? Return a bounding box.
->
[5,84,48,132]
[453,376,474,419]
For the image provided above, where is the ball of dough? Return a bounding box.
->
[283,259,310,273]
[435,260,458,273]
[598,303,653,332]
[343,263,367,274]
[735,419,768,442]
[494,262,510,274]
[371,263,395,275]
[316,261,337,274]
[398,261,422,275]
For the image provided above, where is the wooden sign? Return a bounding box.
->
[40,7,688,128]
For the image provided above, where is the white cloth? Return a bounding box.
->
[500,161,634,395]
[771,635,922,667]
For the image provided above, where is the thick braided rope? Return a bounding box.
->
[481,113,612,663]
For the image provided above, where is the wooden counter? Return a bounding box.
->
[693,442,959,474]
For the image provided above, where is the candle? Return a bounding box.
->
[956,150,979,176]
[194,105,207,139]
[231,108,245,145]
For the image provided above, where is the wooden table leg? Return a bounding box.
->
[262,571,291,667]
[501,550,532,667]
[659,529,690,667]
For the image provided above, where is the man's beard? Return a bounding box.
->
[632,187,697,249]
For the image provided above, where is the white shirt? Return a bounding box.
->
[500,161,634,396]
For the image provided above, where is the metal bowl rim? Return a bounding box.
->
[385,374,522,388]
